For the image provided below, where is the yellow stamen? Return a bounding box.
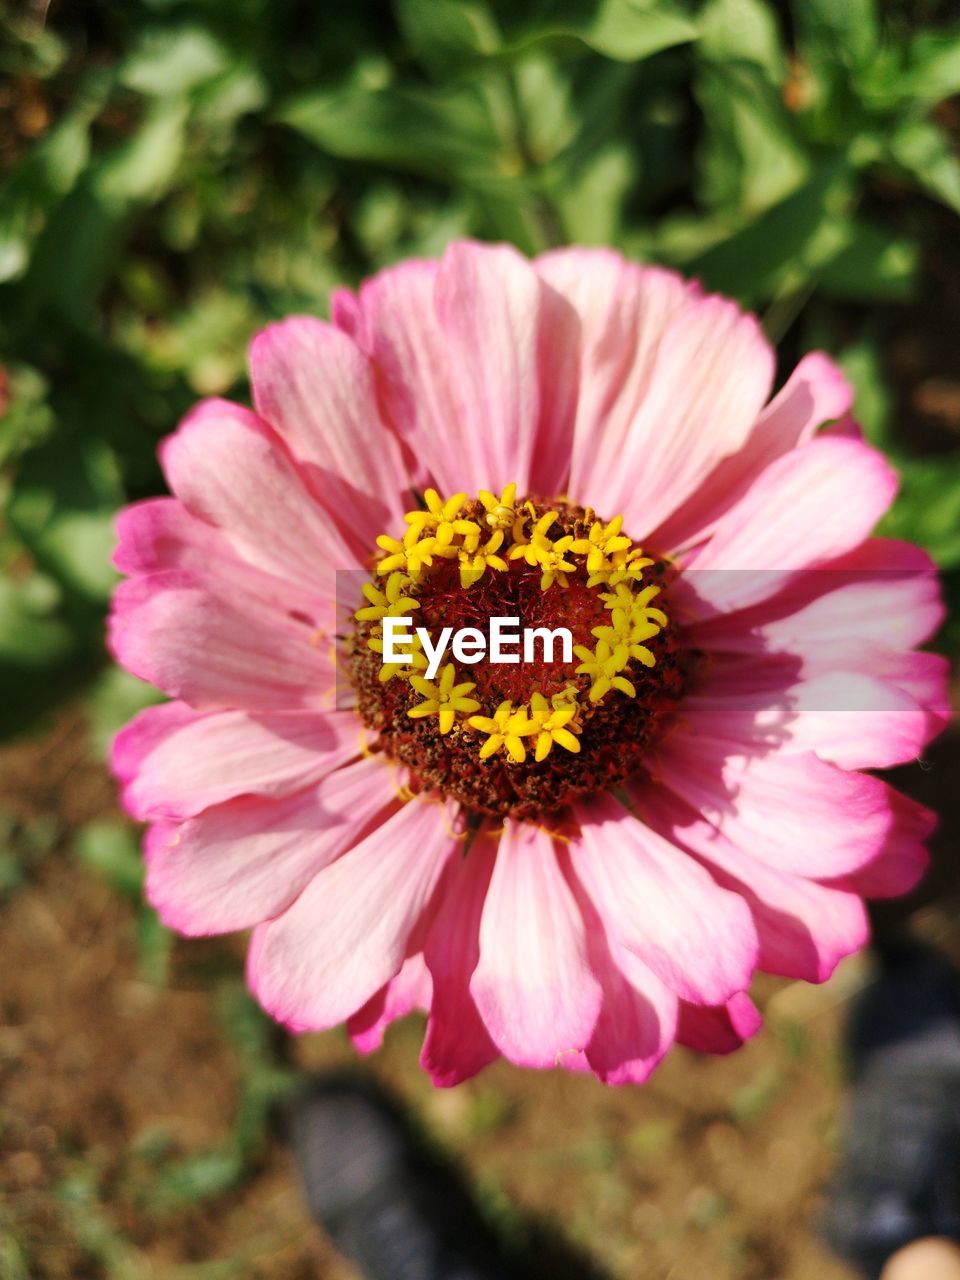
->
[405,489,480,549]
[570,516,633,574]
[354,572,420,625]
[574,639,636,703]
[508,511,577,591]
[459,529,509,588]
[407,663,480,734]
[376,525,438,576]
[477,483,518,531]
[468,700,536,762]
[527,690,582,762]
[367,634,428,682]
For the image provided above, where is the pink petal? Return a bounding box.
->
[421,840,500,1087]
[348,953,433,1054]
[247,798,456,1031]
[108,571,336,712]
[114,498,330,627]
[569,794,757,1006]
[691,538,944,668]
[145,756,398,934]
[433,241,579,496]
[820,787,934,899]
[683,437,898,616]
[249,317,409,550]
[867,650,951,738]
[160,399,360,595]
[567,872,678,1085]
[338,259,458,488]
[535,248,695,507]
[640,785,869,982]
[653,352,853,553]
[470,822,602,1069]
[676,993,762,1054]
[568,290,774,539]
[654,732,901,879]
[114,702,362,820]
[685,669,931,769]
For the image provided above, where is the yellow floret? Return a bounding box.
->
[468,700,536,763]
[407,663,480,734]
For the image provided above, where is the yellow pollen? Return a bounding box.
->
[527,691,582,761]
[354,572,420,625]
[468,700,537,763]
[407,663,481,734]
[405,489,480,549]
[459,528,509,588]
[574,639,637,703]
[478,483,518,531]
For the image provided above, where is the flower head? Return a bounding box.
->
[110,241,946,1089]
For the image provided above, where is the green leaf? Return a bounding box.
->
[900,26,960,104]
[94,99,190,208]
[279,83,505,187]
[394,0,500,75]
[86,667,164,762]
[687,162,853,304]
[0,573,74,669]
[155,1148,245,1204]
[695,62,808,215]
[7,435,123,603]
[697,0,787,85]
[816,219,918,302]
[836,337,893,453]
[137,908,172,987]
[887,119,960,215]
[74,821,144,899]
[0,363,56,466]
[501,0,699,62]
[120,27,230,97]
[554,143,634,243]
[512,55,580,165]
[0,104,98,284]
[792,0,879,69]
[880,455,960,570]
[0,572,94,740]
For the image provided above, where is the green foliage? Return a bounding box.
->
[0,0,958,746]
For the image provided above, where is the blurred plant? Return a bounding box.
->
[1,0,958,742]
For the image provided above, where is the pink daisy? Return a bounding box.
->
[109,241,948,1086]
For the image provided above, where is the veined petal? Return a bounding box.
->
[639,784,869,983]
[247,798,456,1031]
[655,731,900,879]
[654,352,854,554]
[683,438,898,616]
[348,953,433,1054]
[470,822,602,1068]
[421,839,500,1087]
[108,572,337,712]
[249,317,409,551]
[114,702,363,820]
[569,794,758,1006]
[145,756,398,935]
[160,398,361,592]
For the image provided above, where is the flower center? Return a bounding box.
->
[349,486,689,820]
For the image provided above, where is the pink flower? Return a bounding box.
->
[109,242,948,1086]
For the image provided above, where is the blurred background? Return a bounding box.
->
[1,1,959,1276]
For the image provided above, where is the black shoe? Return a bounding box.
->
[823,939,960,1279]
[287,1073,512,1280]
